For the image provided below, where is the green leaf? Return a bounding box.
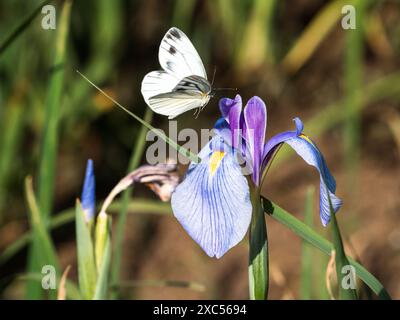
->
[93,232,111,300]
[262,197,391,300]
[329,197,358,299]
[300,186,314,299]
[75,200,97,299]
[27,0,72,299]
[24,176,59,299]
[76,71,200,164]
[248,190,268,300]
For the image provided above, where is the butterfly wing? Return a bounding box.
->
[148,92,205,120]
[159,27,207,80]
[141,71,180,105]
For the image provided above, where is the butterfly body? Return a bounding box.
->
[141,27,211,119]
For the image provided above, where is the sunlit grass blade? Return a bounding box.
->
[249,192,268,300]
[111,108,153,299]
[76,71,200,164]
[236,0,277,72]
[94,210,112,299]
[38,0,72,219]
[282,0,354,73]
[262,197,391,300]
[24,176,59,299]
[75,200,97,299]
[328,196,358,299]
[27,0,72,299]
[344,0,367,190]
[0,0,50,55]
[300,186,314,299]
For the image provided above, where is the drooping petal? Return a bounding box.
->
[219,95,242,149]
[285,136,342,226]
[171,138,251,258]
[261,118,342,226]
[81,159,96,222]
[243,96,267,185]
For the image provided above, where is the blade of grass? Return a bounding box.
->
[93,213,111,300]
[328,195,358,299]
[75,200,97,299]
[0,0,51,55]
[28,0,72,299]
[300,186,314,299]
[236,0,277,72]
[24,176,59,300]
[343,0,368,191]
[282,0,355,73]
[76,71,200,164]
[110,108,153,299]
[262,197,391,300]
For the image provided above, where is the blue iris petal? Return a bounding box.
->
[285,137,342,226]
[171,138,252,258]
[81,159,96,222]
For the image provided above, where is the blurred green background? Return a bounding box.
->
[0,0,400,299]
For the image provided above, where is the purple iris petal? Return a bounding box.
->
[81,159,96,222]
[243,96,267,185]
[171,136,252,258]
[219,95,242,150]
[285,137,342,226]
[261,118,342,226]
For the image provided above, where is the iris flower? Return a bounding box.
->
[171,95,342,258]
[81,159,96,222]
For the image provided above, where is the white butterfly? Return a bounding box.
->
[141,27,212,119]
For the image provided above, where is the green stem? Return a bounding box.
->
[248,188,268,300]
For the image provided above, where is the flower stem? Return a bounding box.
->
[248,188,269,300]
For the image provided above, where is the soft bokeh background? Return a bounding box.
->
[0,0,400,299]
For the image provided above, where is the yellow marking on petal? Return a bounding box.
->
[209,151,226,177]
[300,134,315,147]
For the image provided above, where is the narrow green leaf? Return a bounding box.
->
[76,71,200,164]
[262,197,391,300]
[300,186,314,299]
[248,190,268,300]
[328,196,358,299]
[93,233,111,300]
[75,200,97,299]
[28,0,72,299]
[24,176,59,300]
